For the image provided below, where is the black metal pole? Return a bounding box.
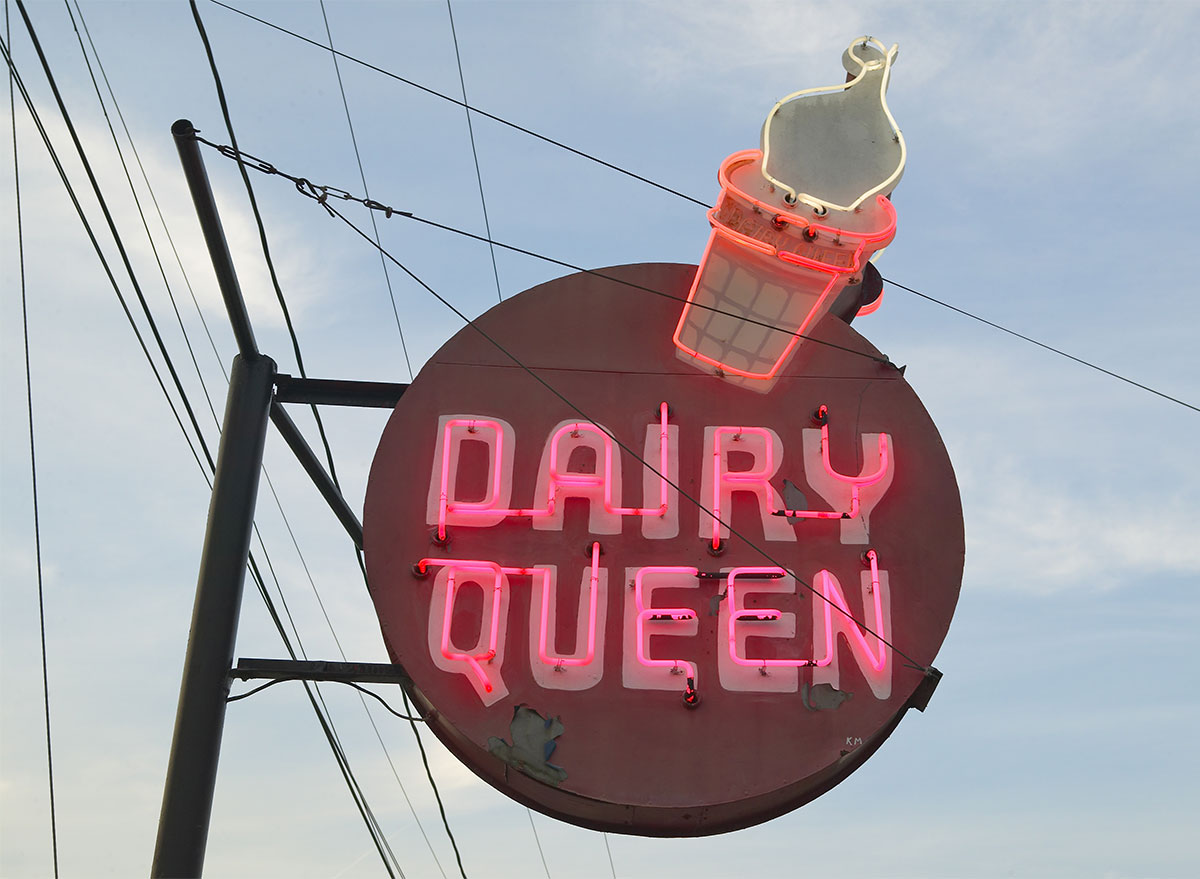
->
[171,119,258,359]
[152,121,274,878]
[152,353,274,878]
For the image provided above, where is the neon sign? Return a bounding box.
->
[363,36,962,837]
[414,404,897,708]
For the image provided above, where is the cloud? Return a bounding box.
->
[588,0,1200,179]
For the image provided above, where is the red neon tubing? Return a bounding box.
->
[537,542,602,668]
[438,405,671,539]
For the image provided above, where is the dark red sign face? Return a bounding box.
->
[363,263,964,836]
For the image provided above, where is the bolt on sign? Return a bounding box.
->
[364,37,964,836]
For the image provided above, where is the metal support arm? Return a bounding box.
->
[269,401,364,549]
[233,658,412,686]
[274,374,407,408]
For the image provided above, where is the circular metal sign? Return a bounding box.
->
[363,263,963,836]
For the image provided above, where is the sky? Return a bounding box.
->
[2,1,1198,877]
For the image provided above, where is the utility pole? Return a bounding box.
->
[151,120,275,878]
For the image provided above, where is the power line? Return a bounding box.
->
[206,0,710,208]
[13,6,404,871]
[445,0,503,305]
[63,20,428,873]
[0,18,209,478]
[526,808,551,879]
[881,276,1200,415]
[400,686,469,879]
[68,0,228,403]
[189,0,345,489]
[246,542,405,879]
[191,137,893,368]
[13,0,220,473]
[5,11,408,876]
[200,134,1199,417]
[602,834,616,879]
[261,468,452,879]
[61,0,224,441]
[7,1,58,872]
[29,20,404,868]
[187,7,417,867]
[228,678,424,720]
[3,13,393,875]
[65,3,453,871]
[197,3,1199,417]
[317,0,414,381]
[188,38,401,855]
[444,2,553,870]
[308,4,470,875]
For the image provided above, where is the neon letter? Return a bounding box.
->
[528,542,608,691]
[419,558,511,705]
[811,551,891,699]
[802,419,893,544]
[622,566,700,691]
[426,416,516,540]
[718,567,803,693]
[699,426,795,551]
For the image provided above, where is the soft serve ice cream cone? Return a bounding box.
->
[673,37,905,393]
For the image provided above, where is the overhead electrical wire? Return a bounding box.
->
[206,0,710,208]
[189,6,445,871]
[61,0,224,435]
[228,678,425,721]
[526,809,552,879]
[11,0,218,474]
[205,0,1197,416]
[881,276,1200,415]
[69,11,431,869]
[6,6,405,874]
[244,550,405,879]
[443,3,557,871]
[244,536,406,879]
[7,1,58,873]
[0,21,209,479]
[191,137,893,369]
[43,2,465,872]
[262,465,453,879]
[189,0,346,491]
[67,0,228,405]
[57,28,429,872]
[401,698,468,879]
[317,0,414,381]
[201,133,1200,417]
[445,0,503,305]
[309,3,468,876]
[1,19,392,879]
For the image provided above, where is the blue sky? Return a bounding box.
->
[2,2,1198,877]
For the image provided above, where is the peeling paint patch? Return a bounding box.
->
[802,682,852,711]
[488,705,568,786]
[708,591,727,616]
